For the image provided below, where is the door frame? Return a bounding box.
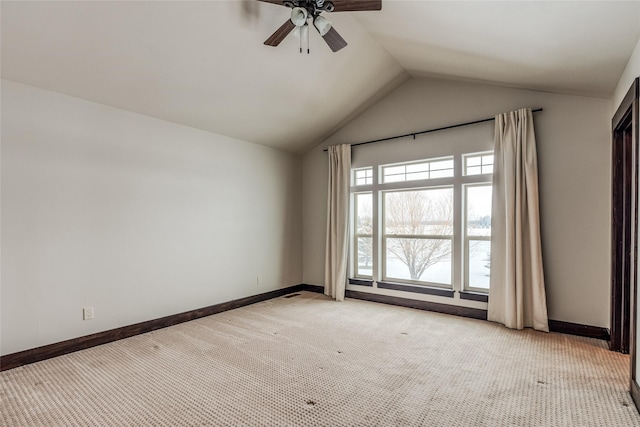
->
[611,77,639,407]
[611,83,636,354]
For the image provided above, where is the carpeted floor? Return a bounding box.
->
[1,291,639,426]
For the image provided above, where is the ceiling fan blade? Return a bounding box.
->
[321,26,347,52]
[330,0,382,12]
[264,19,297,46]
[255,0,288,6]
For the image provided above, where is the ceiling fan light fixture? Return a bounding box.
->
[313,15,332,36]
[290,7,308,26]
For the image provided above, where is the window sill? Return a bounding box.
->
[377,281,454,298]
[459,291,489,302]
[348,278,374,287]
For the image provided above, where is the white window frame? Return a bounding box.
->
[381,186,454,288]
[353,192,373,279]
[381,156,454,183]
[350,152,493,295]
[463,183,492,292]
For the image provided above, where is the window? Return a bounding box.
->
[464,152,493,176]
[353,167,373,186]
[353,192,373,278]
[383,188,453,285]
[382,157,454,183]
[464,184,492,290]
[350,152,493,295]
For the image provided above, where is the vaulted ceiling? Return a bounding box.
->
[2,1,639,153]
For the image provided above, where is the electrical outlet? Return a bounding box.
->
[257,276,262,286]
[83,306,94,320]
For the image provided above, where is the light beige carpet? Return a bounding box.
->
[1,291,639,426]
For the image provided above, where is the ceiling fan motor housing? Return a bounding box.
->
[284,0,334,16]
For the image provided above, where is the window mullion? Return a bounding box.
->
[452,154,463,294]
[372,168,380,283]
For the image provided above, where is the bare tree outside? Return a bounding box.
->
[384,188,453,281]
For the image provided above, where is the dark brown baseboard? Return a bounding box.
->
[631,379,640,413]
[548,319,611,341]
[300,283,325,294]
[2,283,612,371]
[305,283,611,341]
[1,284,306,372]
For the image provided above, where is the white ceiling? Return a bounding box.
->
[2,1,639,153]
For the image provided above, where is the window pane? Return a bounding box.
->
[385,165,406,176]
[430,159,454,172]
[353,168,373,185]
[466,156,481,167]
[468,240,491,289]
[466,185,492,236]
[430,169,454,179]
[355,193,373,234]
[382,158,453,183]
[465,153,494,176]
[384,174,406,183]
[466,165,482,176]
[406,171,429,181]
[406,163,429,173]
[385,238,451,284]
[356,237,373,277]
[384,188,453,236]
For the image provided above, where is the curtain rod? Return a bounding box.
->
[323,108,543,152]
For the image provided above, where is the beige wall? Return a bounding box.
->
[1,80,302,355]
[303,78,611,327]
[1,72,622,355]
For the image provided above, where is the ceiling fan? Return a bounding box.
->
[258,0,382,53]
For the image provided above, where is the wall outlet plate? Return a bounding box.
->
[83,307,94,320]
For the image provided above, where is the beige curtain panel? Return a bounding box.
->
[488,108,549,332]
[325,144,351,301]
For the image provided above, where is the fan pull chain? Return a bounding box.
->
[299,23,310,54]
